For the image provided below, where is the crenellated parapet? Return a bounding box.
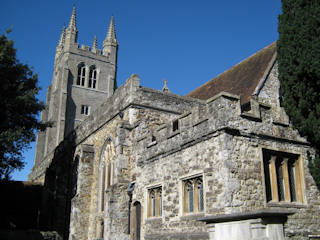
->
[135,91,309,166]
[54,37,114,68]
[30,71,307,182]
[54,7,117,68]
[29,74,202,182]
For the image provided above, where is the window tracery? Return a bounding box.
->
[183,176,203,214]
[147,186,162,218]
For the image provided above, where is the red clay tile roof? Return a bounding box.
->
[186,42,277,104]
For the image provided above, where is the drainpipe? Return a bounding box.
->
[127,182,135,234]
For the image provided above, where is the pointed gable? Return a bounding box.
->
[187,42,277,104]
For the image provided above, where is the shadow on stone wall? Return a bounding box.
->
[0,132,77,240]
[65,71,76,135]
[0,181,60,239]
[38,131,77,240]
[0,230,61,240]
[0,181,42,230]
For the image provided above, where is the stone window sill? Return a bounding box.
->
[180,212,204,221]
[266,201,307,208]
[309,235,320,239]
[167,130,180,139]
[73,84,106,93]
[147,141,157,148]
[145,216,163,223]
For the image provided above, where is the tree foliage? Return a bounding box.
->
[278,0,320,188]
[0,31,45,180]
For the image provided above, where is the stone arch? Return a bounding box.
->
[95,137,115,239]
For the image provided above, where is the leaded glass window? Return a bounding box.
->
[183,176,204,214]
[148,187,162,218]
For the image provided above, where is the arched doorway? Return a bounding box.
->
[131,201,141,240]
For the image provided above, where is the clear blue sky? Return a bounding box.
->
[0,0,281,180]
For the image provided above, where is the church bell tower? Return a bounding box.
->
[33,7,118,166]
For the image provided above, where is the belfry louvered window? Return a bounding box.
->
[88,66,97,89]
[77,63,86,86]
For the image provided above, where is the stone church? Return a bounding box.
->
[28,7,320,240]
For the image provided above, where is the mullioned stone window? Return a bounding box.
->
[182,176,204,214]
[81,105,90,115]
[77,63,86,86]
[147,186,162,218]
[262,149,304,203]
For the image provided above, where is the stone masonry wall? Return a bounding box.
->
[30,65,320,240]
[133,82,320,239]
[29,73,201,182]
[67,74,204,240]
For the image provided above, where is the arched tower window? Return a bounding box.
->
[88,66,97,89]
[77,63,86,86]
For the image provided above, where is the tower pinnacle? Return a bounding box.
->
[103,16,118,59]
[162,79,170,93]
[104,16,117,45]
[92,35,98,53]
[65,6,78,46]
[67,6,77,32]
[58,25,66,46]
